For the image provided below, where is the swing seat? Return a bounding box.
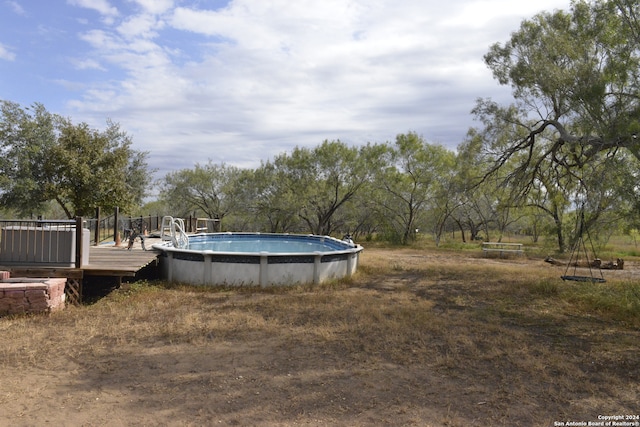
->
[561,275,606,283]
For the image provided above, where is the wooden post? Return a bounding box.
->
[114,207,121,246]
[75,216,83,268]
[94,207,100,246]
[141,215,147,235]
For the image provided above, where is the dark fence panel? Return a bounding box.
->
[0,219,88,267]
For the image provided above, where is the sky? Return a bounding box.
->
[0,0,571,179]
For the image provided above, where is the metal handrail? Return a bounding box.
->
[161,216,189,248]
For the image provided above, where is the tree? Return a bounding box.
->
[0,101,150,218]
[427,162,460,247]
[569,150,638,248]
[245,162,299,233]
[336,183,381,241]
[477,0,640,194]
[373,132,455,245]
[272,140,377,236]
[0,101,56,216]
[450,133,495,242]
[524,155,575,252]
[159,161,242,224]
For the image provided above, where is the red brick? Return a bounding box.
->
[8,303,25,313]
[25,289,47,300]
[48,286,64,299]
[5,290,25,300]
[3,284,27,291]
[0,277,68,315]
[24,283,48,291]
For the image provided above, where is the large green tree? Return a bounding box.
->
[272,140,377,236]
[477,0,640,193]
[159,161,242,223]
[240,163,300,233]
[0,101,150,218]
[373,132,455,244]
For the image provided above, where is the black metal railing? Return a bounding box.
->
[85,210,220,246]
[84,208,164,245]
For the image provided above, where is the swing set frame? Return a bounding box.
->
[560,209,606,283]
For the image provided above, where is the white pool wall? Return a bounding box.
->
[154,233,363,287]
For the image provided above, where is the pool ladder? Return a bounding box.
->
[161,216,189,249]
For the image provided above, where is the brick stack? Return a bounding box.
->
[0,272,66,315]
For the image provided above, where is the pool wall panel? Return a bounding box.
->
[155,233,363,287]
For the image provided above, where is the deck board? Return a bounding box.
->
[1,239,163,303]
[84,240,162,277]
[1,239,162,279]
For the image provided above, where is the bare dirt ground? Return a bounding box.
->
[1,247,638,426]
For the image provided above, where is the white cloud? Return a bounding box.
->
[60,0,571,176]
[117,13,163,39]
[440,0,563,29]
[0,42,15,61]
[6,0,26,16]
[71,58,106,70]
[132,0,174,15]
[79,29,119,50]
[67,0,119,23]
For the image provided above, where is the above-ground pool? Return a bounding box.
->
[152,232,363,287]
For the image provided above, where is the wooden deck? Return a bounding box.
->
[3,240,162,279]
[1,239,163,304]
[82,240,162,278]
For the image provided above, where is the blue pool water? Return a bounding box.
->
[185,233,353,253]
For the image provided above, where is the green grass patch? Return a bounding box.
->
[527,278,560,296]
[559,280,640,325]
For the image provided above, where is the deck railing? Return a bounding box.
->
[84,208,164,245]
[0,218,87,267]
[0,213,220,268]
[85,210,220,246]
[0,209,221,267]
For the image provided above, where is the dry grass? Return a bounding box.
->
[1,247,638,426]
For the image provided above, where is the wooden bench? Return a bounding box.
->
[482,242,524,258]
